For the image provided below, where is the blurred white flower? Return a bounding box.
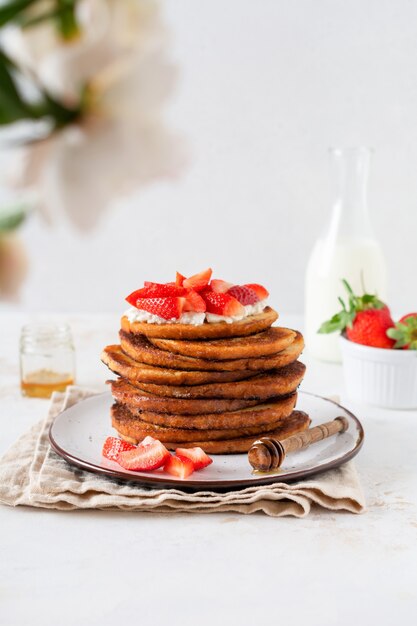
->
[3,0,186,231]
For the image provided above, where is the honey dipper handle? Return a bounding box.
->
[248,416,349,471]
[282,416,349,455]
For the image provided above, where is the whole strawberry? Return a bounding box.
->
[319,280,395,349]
[387,313,417,349]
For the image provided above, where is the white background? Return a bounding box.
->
[18,0,417,314]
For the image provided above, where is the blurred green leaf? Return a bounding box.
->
[0,205,27,232]
[0,48,81,128]
[0,2,82,130]
[0,0,36,27]
[0,51,32,124]
[20,0,79,38]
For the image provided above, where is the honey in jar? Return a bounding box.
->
[20,323,76,399]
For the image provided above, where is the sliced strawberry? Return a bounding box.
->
[199,285,213,296]
[141,436,157,445]
[164,455,194,479]
[143,281,176,288]
[102,437,136,462]
[210,279,233,294]
[176,272,186,287]
[126,284,186,305]
[203,291,244,317]
[135,297,185,320]
[183,268,213,292]
[244,283,269,300]
[126,289,142,307]
[117,439,170,471]
[183,290,206,313]
[227,285,259,305]
[176,447,213,471]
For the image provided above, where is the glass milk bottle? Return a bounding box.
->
[305,147,387,362]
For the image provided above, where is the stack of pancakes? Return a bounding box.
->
[101,306,310,454]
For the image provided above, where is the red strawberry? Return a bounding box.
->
[102,437,136,461]
[346,309,395,348]
[210,279,233,293]
[227,285,259,305]
[199,284,213,296]
[244,283,269,300]
[319,279,395,348]
[183,290,206,313]
[144,281,176,288]
[135,297,185,320]
[141,436,157,445]
[203,291,244,317]
[176,272,186,287]
[117,438,170,471]
[399,313,417,322]
[175,447,213,471]
[387,313,417,349]
[126,284,186,305]
[183,268,213,292]
[164,455,194,479]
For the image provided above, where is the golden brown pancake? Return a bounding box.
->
[116,410,311,454]
[111,402,296,442]
[131,361,306,400]
[120,307,278,340]
[149,327,296,360]
[102,345,258,386]
[120,329,305,372]
[120,393,297,430]
[110,378,262,414]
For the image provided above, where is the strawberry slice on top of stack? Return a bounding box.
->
[125,268,270,321]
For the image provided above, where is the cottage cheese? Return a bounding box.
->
[124,299,268,326]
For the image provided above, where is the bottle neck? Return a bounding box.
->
[326,147,374,241]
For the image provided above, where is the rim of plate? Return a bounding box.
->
[48,391,365,490]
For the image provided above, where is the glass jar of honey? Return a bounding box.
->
[20,323,76,398]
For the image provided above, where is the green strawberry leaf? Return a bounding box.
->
[318,278,388,335]
[318,310,352,334]
[387,318,417,349]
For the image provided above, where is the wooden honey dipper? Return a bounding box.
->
[248,416,349,472]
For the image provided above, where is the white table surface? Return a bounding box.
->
[1,312,416,626]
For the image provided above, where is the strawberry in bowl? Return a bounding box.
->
[387,314,417,350]
[319,280,417,409]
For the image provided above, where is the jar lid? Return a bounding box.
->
[20,322,74,348]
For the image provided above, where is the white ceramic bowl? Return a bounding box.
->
[339,335,417,409]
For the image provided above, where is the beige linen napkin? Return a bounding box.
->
[0,387,365,517]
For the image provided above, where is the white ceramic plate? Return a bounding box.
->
[49,391,364,490]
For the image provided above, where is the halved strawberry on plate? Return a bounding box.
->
[135,297,186,320]
[176,447,213,471]
[203,291,244,317]
[164,455,194,479]
[102,437,136,462]
[117,437,170,471]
